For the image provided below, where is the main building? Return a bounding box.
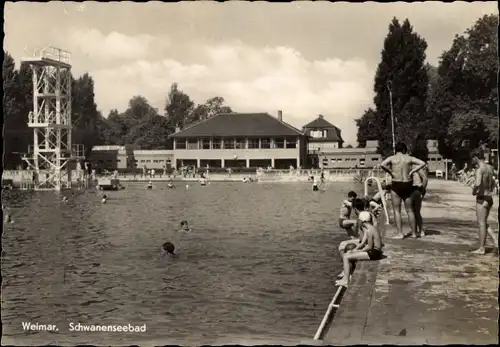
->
[88,111,445,172]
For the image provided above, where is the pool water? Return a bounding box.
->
[1,181,362,345]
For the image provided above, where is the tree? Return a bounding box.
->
[357,18,429,157]
[71,73,105,157]
[355,108,379,148]
[186,96,233,126]
[107,96,172,148]
[429,14,498,163]
[3,53,22,168]
[164,83,194,130]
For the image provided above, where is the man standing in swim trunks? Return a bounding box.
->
[471,148,496,255]
[411,165,428,237]
[380,142,427,239]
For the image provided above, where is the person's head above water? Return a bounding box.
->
[162,242,175,254]
[395,142,408,154]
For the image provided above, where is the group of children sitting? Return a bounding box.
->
[335,186,389,287]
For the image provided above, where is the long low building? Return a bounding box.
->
[88,114,447,172]
[89,111,307,170]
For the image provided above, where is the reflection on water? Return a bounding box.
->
[2,182,360,345]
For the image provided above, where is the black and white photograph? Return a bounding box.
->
[2,1,498,345]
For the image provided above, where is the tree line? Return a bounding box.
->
[2,56,233,169]
[356,14,498,166]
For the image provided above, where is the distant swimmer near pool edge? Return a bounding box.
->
[162,242,176,256]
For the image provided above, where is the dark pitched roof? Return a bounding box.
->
[169,113,303,138]
[302,115,344,142]
[303,115,337,129]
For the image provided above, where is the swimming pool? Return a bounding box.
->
[2,181,362,345]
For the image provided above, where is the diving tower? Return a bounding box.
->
[21,46,84,191]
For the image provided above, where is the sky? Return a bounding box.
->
[4,1,497,145]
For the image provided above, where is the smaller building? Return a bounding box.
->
[89,145,138,170]
[426,140,445,173]
[318,140,382,169]
[133,150,174,169]
[303,115,344,151]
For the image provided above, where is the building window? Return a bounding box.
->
[310,130,324,138]
[337,158,343,162]
[212,138,222,149]
[261,138,271,149]
[286,137,297,148]
[200,138,210,149]
[248,139,259,149]
[371,157,379,162]
[273,137,285,148]
[235,138,246,149]
[223,139,235,149]
[360,159,366,167]
[187,139,198,150]
[176,139,187,149]
[330,158,337,163]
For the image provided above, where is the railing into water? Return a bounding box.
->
[364,176,390,225]
[313,285,347,340]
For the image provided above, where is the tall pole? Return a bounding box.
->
[387,81,396,155]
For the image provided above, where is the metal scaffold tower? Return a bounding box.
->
[21,46,84,191]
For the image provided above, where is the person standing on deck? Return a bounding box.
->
[471,148,496,255]
[411,164,429,237]
[380,142,427,239]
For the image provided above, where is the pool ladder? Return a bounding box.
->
[364,176,390,225]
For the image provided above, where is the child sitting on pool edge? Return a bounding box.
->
[336,211,384,287]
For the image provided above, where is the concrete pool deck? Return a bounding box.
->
[324,179,499,345]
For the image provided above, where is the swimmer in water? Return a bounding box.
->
[146,180,155,189]
[312,176,321,191]
[4,205,13,224]
[62,196,68,202]
[102,194,107,204]
[161,242,176,256]
[180,220,190,232]
[167,182,175,189]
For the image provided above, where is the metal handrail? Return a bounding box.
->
[364,176,390,225]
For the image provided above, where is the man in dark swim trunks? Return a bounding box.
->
[380,142,427,239]
[471,148,496,255]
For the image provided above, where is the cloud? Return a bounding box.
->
[66,28,166,61]
[89,38,375,145]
